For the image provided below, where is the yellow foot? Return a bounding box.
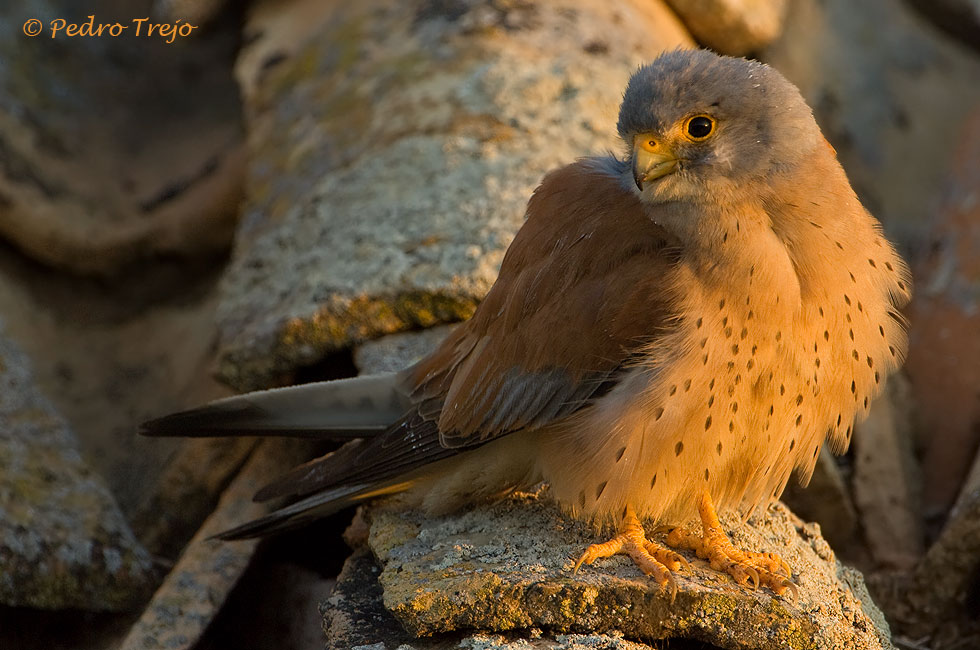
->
[573,505,689,602]
[666,494,798,598]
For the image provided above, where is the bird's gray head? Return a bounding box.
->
[618,50,822,205]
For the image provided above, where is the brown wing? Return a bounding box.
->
[406,156,678,447]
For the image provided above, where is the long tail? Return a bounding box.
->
[140,372,461,539]
[140,373,411,439]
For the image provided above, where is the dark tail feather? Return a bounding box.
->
[251,414,456,503]
[140,373,411,439]
[214,413,456,538]
[214,482,377,540]
[145,374,466,539]
[253,439,368,502]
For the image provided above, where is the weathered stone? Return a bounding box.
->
[904,106,980,523]
[852,379,922,569]
[762,0,980,249]
[360,491,894,649]
[354,326,454,376]
[217,0,693,390]
[664,0,788,55]
[0,0,242,275]
[323,548,664,649]
[0,327,154,611]
[781,450,859,554]
[117,438,311,650]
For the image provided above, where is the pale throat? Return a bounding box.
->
[671,202,804,324]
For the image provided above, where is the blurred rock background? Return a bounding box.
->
[0,0,978,648]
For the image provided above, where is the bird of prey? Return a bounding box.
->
[144,49,911,598]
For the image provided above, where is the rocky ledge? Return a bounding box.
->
[323,491,893,650]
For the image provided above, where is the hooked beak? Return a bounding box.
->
[632,134,678,190]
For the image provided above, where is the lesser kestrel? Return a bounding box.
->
[145,49,911,598]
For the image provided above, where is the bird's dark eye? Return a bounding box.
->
[685,115,715,141]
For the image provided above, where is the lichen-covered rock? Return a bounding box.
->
[357,491,894,649]
[217,0,693,390]
[323,548,662,650]
[664,0,788,55]
[0,328,154,610]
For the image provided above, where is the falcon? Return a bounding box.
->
[144,49,911,599]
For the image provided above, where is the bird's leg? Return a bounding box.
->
[573,504,689,602]
[666,493,798,598]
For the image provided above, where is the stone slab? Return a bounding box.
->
[360,492,894,650]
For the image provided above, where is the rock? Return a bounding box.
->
[217,0,693,390]
[905,0,980,53]
[354,326,454,375]
[851,379,923,569]
[762,0,980,249]
[0,328,154,611]
[324,548,665,649]
[663,0,788,55]
[353,491,894,649]
[904,105,980,525]
[117,438,311,650]
[781,450,859,554]
[0,0,243,275]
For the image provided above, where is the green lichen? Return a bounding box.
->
[281,291,477,349]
